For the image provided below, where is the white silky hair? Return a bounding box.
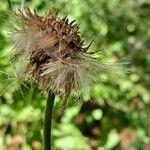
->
[10,35,126,96]
[8,8,129,97]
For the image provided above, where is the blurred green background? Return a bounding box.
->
[0,0,149,149]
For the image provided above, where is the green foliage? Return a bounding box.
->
[0,0,149,149]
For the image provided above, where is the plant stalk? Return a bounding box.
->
[44,91,55,150]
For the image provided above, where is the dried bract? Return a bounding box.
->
[10,8,109,98]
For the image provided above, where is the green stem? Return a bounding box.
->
[44,91,55,150]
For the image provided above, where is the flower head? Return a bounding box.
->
[10,8,109,98]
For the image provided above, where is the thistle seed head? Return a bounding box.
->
[10,8,108,96]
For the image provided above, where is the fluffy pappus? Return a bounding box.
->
[10,8,112,106]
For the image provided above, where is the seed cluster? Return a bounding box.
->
[10,8,104,98]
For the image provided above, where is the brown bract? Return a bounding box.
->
[10,8,105,98]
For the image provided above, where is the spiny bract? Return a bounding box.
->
[10,8,108,97]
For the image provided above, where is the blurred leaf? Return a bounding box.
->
[104,129,119,149]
